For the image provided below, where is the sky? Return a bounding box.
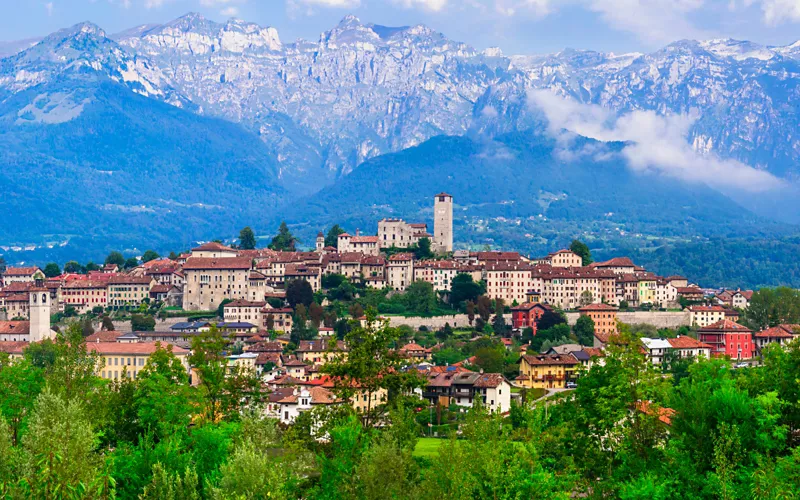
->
[4,0,800,55]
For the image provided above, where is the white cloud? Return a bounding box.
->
[528,89,783,192]
[737,0,800,24]
[293,0,362,7]
[45,2,54,16]
[220,6,239,15]
[392,0,449,12]
[494,0,551,17]
[585,0,707,45]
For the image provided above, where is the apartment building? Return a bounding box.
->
[182,257,252,311]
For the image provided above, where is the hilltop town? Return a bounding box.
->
[1,194,799,497]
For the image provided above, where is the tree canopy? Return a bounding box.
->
[239,227,257,250]
[268,222,298,252]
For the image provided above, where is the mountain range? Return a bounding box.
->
[2,13,800,286]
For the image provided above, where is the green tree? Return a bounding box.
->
[63,261,83,274]
[131,314,156,332]
[124,257,140,269]
[286,279,314,309]
[217,298,233,319]
[325,224,346,248]
[473,346,505,373]
[450,274,486,307]
[414,237,434,260]
[403,280,437,315]
[0,356,45,445]
[135,343,194,437]
[141,250,160,263]
[141,463,201,500]
[268,221,298,252]
[239,227,257,250]
[101,316,115,331]
[105,251,125,267]
[22,390,106,498]
[47,325,102,402]
[574,315,595,346]
[570,239,593,266]
[43,262,61,278]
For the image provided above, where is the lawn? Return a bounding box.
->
[413,437,444,458]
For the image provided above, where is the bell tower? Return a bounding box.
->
[316,231,325,252]
[433,193,453,253]
[29,279,53,342]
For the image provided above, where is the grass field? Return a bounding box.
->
[413,437,444,458]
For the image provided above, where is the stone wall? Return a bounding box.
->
[385,314,513,330]
[565,311,690,329]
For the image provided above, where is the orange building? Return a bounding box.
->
[578,303,618,336]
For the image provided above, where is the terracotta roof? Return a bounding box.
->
[3,293,29,303]
[2,282,33,293]
[578,303,619,312]
[277,386,337,405]
[87,342,188,355]
[635,401,675,426]
[108,275,153,285]
[754,324,800,339]
[473,251,522,261]
[511,302,552,312]
[399,343,430,353]
[473,373,507,388]
[590,257,635,268]
[0,321,30,335]
[248,341,284,352]
[255,352,281,365]
[183,257,252,270]
[284,358,308,367]
[388,253,415,262]
[3,266,39,276]
[225,299,267,308]
[667,336,713,349]
[520,353,579,366]
[150,284,172,293]
[192,242,235,252]
[350,236,379,244]
[85,330,123,342]
[688,305,726,312]
[63,280,107,289]
[582,347,605,358]
[676,287,704,294]
[736,290,754,300]
[698,319,752,333]
[297,340,347,352]
[0,341,28,354]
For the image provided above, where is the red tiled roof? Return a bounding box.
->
[676,287,704,294]
[635,401,675,426]
[3,266,39,276]
[0,321,30,335]
[108,275,153,285]
[667,336,713,349]
[277,386,337,405]
[225,299,267,308]
[183,257,252,270]
[389,253,415,262]
[473,373,507,388]
[255,352,281,365]
[698,319,752,333]
[192,242,235,252]
[590,257,635,268]
[754,324,800,339]
[0,341,28,354]
[582,347,605,358]
[688,305,726,312]
[297,340,347,352]
[520,353,579,366]
[85,330,123,342]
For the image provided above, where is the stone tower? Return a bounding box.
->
[29,280,53,342]
[316,232,325,252]
[433,193,453,253]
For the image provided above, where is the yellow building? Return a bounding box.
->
[296,340,348,365]
[637,277,657,306]
[517,353,579,389]
[91,342,190,380]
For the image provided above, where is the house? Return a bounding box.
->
[688,305,727,328]
[62,280,108,314]
[337,231,380,256]
[640,338,673,365]
[578,303,619,336]
[510,302,553,333]
[422,370,511,413]
[546,249,583,268]
[580,347,606,370]
[666,336,713,359]
[377,219,431,249]
[697,320,754,359]
[398,343,432,362]
[277,386,338,424]
[588,257,636,275]
[732,290,753,309]
[387,253,415,291]
[754,324,800,354]
[517,353,579,389]
[296,340,347,365]
[676,287,704,303]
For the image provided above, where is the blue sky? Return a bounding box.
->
[4,0,800,54]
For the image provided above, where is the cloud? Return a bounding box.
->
[737,0,800,24]
[528,89,783,192]
[392,0,449,12]
[220,6,239,15]
[584,0,707,45]
[45,2,54,15]
[292,0,362,7]
[494,0,551,17]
